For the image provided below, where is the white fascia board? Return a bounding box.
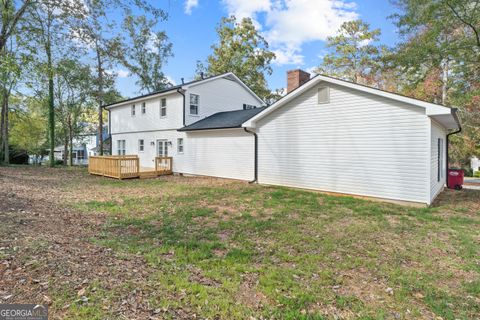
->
[242,74,456,128]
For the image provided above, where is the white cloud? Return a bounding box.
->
[222,0,359,66]
[185,0,199,14]
[117,69,130,78]
[166,75,176,86]
[106,69,129,78]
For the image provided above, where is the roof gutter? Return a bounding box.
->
[243,127,258,184]
[446,108,462,188]
[177,88,186,127]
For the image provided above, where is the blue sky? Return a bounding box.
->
[116,0,401,97]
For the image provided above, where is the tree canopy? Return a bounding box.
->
[199,16,276,100]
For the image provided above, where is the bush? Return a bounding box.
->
[474,171,480,178]
[54,159,64,165]
[464,168,474,177]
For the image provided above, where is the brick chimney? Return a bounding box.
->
[287,69,310,93]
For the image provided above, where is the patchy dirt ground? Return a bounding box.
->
[0,166,479,319]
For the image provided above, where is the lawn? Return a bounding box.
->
[0,166,479,319]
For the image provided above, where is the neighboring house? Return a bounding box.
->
[105,70,461,205]
[471,156,479,174]
[53,134,97,165]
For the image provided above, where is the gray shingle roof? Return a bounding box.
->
[178,107,268,132]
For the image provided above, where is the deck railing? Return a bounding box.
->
[155,157,173,174]
[88,155,173,179]
[89,155,140,179]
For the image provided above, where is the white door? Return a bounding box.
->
[156,139,169,157]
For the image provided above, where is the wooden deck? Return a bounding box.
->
[88,156,173,179]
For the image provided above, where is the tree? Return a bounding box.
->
[74,0,167,155]
[315,20,381,85]
[391,0,480,165]
[9,97,48,164]
[200,16,275,100]
[0,0,33,163]
[55,59,93,166]
[116,13,173,94]
[0,0,32,52]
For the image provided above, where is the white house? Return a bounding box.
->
[471,156,479,174]
[53,134,97,165]
[105,70,461,205]
[105,73,264,179]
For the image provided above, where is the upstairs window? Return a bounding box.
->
[243,104,256,110]
[160,98,167,117]
[139,139,144,152]
[117,140,126,155]
[141,102,146,114]
[190,94,199,115]
[318,86,330,104]
[177,138,184,153]
[131,105,136,116]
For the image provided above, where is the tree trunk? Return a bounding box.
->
[0,93,4,162]
[47,39,55,167]
[1,89,9,164]
[441,59,449,105]
[96,42,104,156]
[63,136,68,165]
[68,116,73,166]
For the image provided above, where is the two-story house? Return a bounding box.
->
[104,72,265,180]
[105,70,461,206]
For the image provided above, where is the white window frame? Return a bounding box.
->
[318,86,330,104]
[141,102,146,114]
[138,139,144,152]
[160,98,167,117]
[117,140,126,155]
[131,104,136,116]
[177,138,184,154]
[190,94,199,115]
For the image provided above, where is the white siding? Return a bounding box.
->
[112,130,186,170]
[430,120,447,202]
[112,129,254,181]
[256,83,430,204]
[185,78,262,125]
[109,92,183,134]
[181,129,254,181]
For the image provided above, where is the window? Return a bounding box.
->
[160,98,167,117]
[318,86,330,104]
[138,139,144,152]
[177,138,184,153]
[243,103,256,110]
[131,105,136,116]
[77,150,85,160]
[438,138,444,182]
[117,140,126,155]
[190,94,199,115]
[141,102,146,114]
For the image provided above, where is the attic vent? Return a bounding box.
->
[318,86,330,104]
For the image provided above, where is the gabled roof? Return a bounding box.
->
[103,72,264,109]
[178,107,267,132]
[242,74,460,130]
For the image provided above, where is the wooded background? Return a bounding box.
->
[0,0,478,169]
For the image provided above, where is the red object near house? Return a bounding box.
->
[448,169,464,190]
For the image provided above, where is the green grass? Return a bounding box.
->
[59,175,480,319]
